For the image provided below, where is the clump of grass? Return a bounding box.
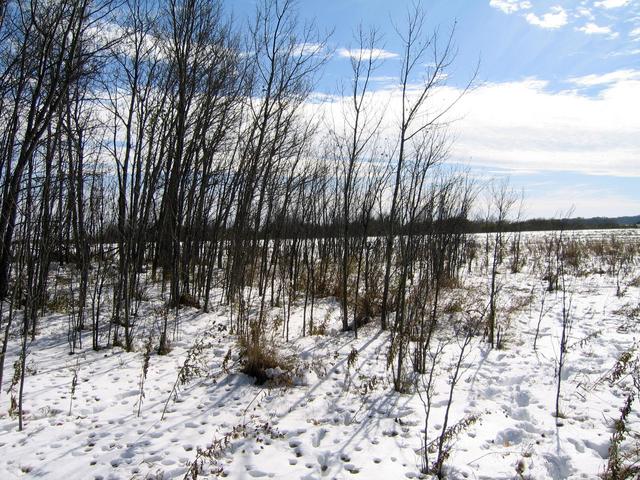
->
[136,334,153,417]
[354,291,382,327]
[161,336,211,420]
[238,325,295,385]
[426,414,480,476]
[562,239,584,273]
[133,287,151,302]
[46,292,74,313]
[179,292,201,309]
[347,347,358,369]
[310,312,330,336]
[602,393,639,480]
[628,275,640,288]
[442,297,463,314]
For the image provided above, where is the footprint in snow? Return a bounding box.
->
[247,469,270,477]
[289,438,301,448]
[583,439,609,458]
[312,428,327,447]
[515,389,530,407]
[543,453,572,480]
[495,428,524,446]
[120,448,136,459]
[344,463,359,474]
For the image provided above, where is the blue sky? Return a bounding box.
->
[231,0,640,218]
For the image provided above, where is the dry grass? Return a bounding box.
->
[46,292,74,313]
[178,292,201,309]
[238,321,295,385]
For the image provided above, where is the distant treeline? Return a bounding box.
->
[475,216,637,233]
[91,214,636,245]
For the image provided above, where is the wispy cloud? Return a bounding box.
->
[525,6,568,29]
[608,48,640,57]
[577,22,618,38]
[594,0,631,9]
[369,75,397,84]
[489,0,532,14]
[568,69,640,86]
[575,7,595,20]
[336,48,398,60]
[292,43,326,56]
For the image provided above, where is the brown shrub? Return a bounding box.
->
[238,324,294,385]
[178,292,201,309]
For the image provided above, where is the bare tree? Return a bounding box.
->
[380,4,472,330]
[332,25,384,332]
[486,179,516,348]
[0,0,115,299]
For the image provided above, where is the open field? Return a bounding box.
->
[1,229,639,479]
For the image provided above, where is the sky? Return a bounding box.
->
[231,0,640,219]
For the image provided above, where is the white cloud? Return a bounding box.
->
[609,48,640,56]
[489,0,532,14]
[311,71,640,178]
[594,0,631,9]
[568,69,640,86]
[630,27,640,40]
[525,6,568,29]
[577,22,618,38]
[292,43,325,56]
[576,7,595,20]
[369,75,397,84]
[444,77,640,178]
[336,48,398,60]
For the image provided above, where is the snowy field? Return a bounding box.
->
[1,229,639,480]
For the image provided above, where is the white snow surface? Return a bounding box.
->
[0,229,639,479]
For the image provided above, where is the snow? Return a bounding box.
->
[1,229,639,479]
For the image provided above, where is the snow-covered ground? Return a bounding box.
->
[1,230,639,479]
